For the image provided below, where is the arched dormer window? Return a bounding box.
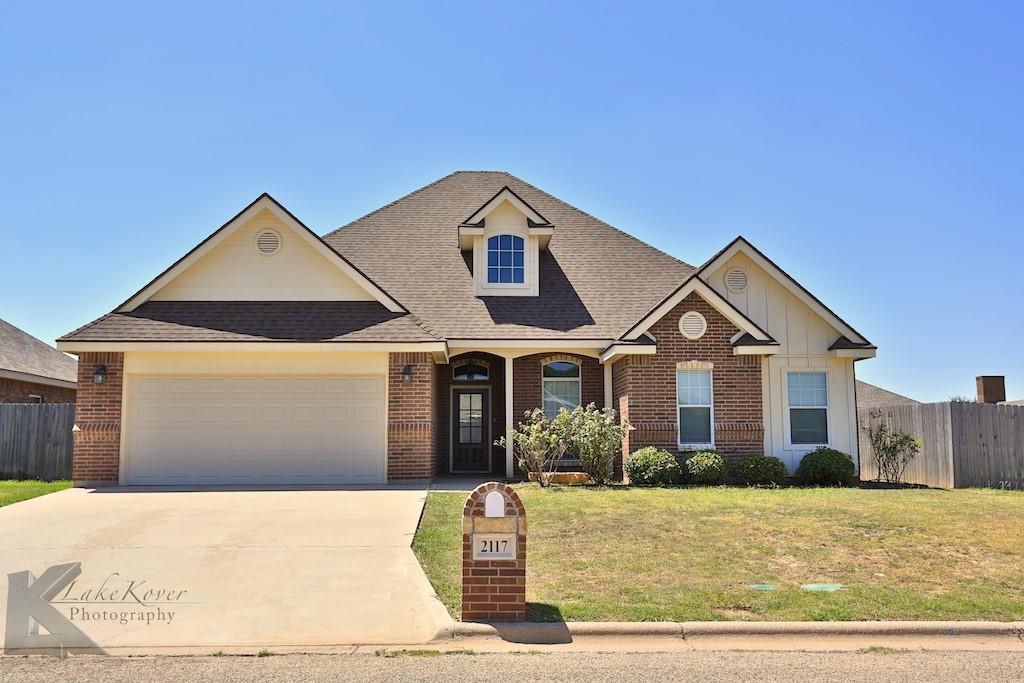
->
[487,235,524,284]
[542,360,581,419]
[453,361,489,382]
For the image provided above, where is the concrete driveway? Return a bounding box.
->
[0,487,452,651]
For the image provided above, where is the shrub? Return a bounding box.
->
[495,409,567,487]
[864,411,921,484]
[684,450,728,485]
[558,404,629,485]
[734,453,789,486]
[624,447,681,486]
[795,447,855,486]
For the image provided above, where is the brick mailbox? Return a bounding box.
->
[461,482,526,621]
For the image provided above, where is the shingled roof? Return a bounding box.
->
[323,171,694,340]
[59,302,438,343]
[856,380,919,410]
[0,318,77,383]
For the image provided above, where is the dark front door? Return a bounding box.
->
[452,388,490,473]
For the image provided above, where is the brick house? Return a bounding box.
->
[0,318,77,404]
[57,172,875,486]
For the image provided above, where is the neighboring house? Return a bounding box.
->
[57,171,875,486]
[855,380,919,411]
[0,318,77,403]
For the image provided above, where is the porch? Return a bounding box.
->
[432,351,606,477]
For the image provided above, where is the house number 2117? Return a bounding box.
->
[471,533,516,559]
[479,539,508,554]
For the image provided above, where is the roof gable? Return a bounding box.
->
[461,186,551,227]
[119,194,405,313]
[698,237,871,346]
[620,275,775,343]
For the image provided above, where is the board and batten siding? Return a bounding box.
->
[151,208,374,301]
[705,251,859,470]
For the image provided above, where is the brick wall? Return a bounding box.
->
[617,293,764,463]
[72,352,123,485]
[388,352,437,479]
[461,482,527,622]
[0,377,76,404]
[511,353,604,425]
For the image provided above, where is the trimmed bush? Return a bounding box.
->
[684,450,728,485]
[734,453,789,486]
[625,447,681,486]
[795,447,855,486]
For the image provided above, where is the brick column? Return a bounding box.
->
[72,352,124,486]
[461,482,527,621]
[387,352,437,480]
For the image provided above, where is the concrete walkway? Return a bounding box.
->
[0,487,452,651]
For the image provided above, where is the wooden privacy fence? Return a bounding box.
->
[0,403,75,480]
[858,402,1024,489]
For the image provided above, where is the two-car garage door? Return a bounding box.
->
[123,375,386,485]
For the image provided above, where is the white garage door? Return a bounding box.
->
[124,376,386,485]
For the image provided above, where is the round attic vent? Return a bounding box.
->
[678,311,707,340]
[725,267,748,293]
[255,229,281,255]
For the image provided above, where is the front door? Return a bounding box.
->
[452,388,490,473]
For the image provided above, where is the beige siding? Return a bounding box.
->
[151,208,374,301]
[706,252,859,469]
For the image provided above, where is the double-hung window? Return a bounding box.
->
[677,369,713,447]
[487,235,524,283]
[787,371,829,445]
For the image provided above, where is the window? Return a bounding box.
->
[458,392,483,444]
[487,235,524,284]
[787,372,828,445]
[28,394,42,404]
[453,362,489,382]
[542,361,580,419]
[677,369,713,446]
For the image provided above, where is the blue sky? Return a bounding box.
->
[2,2,1021,401]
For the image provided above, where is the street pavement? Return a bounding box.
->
[3,650,1024,682]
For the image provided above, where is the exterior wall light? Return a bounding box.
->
[402,364,414,383]
[93,364,107,384]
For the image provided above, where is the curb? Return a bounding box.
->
[440,620,1024,642]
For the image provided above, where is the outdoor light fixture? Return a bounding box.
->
[402,364,414,383]
[92,364,107,384]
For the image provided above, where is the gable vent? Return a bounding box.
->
[678,311,707,340]
[725,267,748,293]
[255,229,281,255]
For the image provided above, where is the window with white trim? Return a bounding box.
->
[677,369,713,447]
[787,371,829,444]
[28,394,42,404]
[487,235,525,283]
[542,361,580,419]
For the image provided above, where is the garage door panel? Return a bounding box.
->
[126,375,387,485]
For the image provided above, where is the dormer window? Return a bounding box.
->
[487,235,525,284]
[459,186,554,297]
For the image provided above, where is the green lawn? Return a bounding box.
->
[413,485,1024,622]
[0,480,71,508]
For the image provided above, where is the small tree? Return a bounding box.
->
[495,409,567,487]
[560,404,629,485]
[866,410,922,484]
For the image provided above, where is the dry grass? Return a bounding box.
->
[413,485,1024,622]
